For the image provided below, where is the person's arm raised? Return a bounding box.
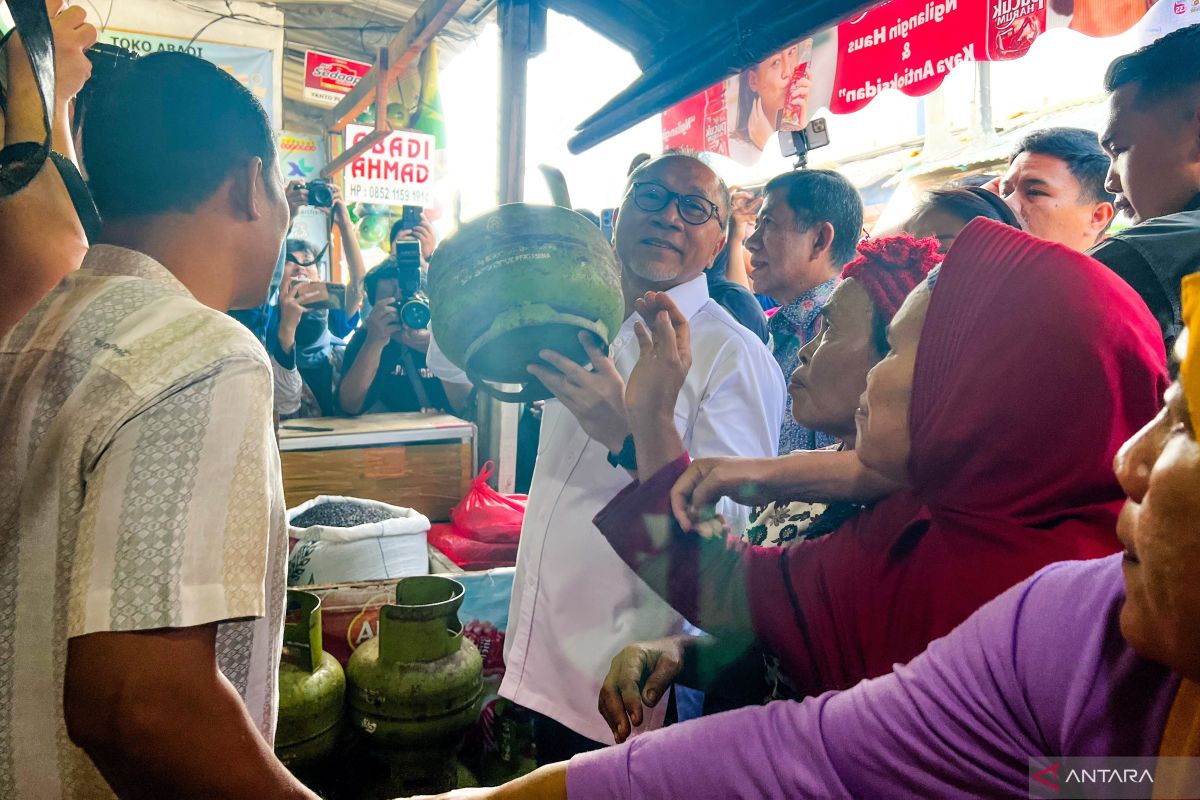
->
[338,301,399,415]
[624,291,692,479]
[670,448,902,532]
[0,1,94,332]
[330,186,367,318]
[65,624,319,799]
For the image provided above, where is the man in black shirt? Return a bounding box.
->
[338,263,450,415]
[1090,25,1200,359]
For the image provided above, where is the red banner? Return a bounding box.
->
[832,0,1045,113]
[664,0,1166,165]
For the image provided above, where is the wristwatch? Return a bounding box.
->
[606,434,638,470]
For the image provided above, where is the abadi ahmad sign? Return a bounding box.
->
[341,125,435,207]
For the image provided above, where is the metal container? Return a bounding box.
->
[428,204,624,402]
[347,575,483,795]
[275,590,346,768]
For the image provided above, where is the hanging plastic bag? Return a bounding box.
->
[450,461,526,544]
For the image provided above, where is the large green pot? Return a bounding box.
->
[275,590,346,769]
[347,575,483,795]
[428,204,623,402]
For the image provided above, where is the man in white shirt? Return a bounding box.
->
[499,154,784,759]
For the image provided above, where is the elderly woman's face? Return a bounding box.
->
[854,282,930,484]
[1115,382,1200,681]
[790,278,882,443]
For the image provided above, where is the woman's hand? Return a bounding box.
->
[598,636,692,744]
[671,456,782,531]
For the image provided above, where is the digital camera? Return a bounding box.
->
[304,179,335,209]
[390,240,430,330]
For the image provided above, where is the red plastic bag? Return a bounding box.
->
[428,522,518,571]
[451,461,527,544]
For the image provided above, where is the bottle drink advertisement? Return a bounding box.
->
[779,38,814,131]
[986,0,1046,59]
[702,83,730,156]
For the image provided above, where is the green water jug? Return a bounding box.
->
[347,575,483,795]
[428,204,623,402]
[275,590,345,768]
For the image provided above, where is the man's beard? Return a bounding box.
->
[625,258,686,284]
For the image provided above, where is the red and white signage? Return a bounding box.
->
[342,124,436,207]
[664,0,1161,164]
[303,50,372,107]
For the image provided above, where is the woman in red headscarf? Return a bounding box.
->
[591,218,1168,742]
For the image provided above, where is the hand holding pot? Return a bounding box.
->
[528,334,628,454]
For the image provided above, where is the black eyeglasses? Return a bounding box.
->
[628,181,723,226]
[286,243,330,268]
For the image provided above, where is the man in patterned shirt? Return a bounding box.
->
[745,169,864,454]
[0,53,319,798]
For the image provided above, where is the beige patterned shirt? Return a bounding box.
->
[0,245,288,798]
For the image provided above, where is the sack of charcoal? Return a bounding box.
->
[287,495,430,586]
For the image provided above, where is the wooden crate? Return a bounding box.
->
[278,412,475,522]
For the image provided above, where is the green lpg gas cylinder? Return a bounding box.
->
[275,590,346,769]
[347,575,483,795]
[427,204,623,402]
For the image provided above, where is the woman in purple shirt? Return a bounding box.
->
[412,274,1200,799]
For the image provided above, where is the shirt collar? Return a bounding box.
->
[624,272,711,331]
[776,276,838,328]
[82,244,195,299]
[1186,192,1200,214]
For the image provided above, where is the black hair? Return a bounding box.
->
[363,262,401,306]
[920,187,1024,230]
[286,238,318,258]
[763,169,865,266]
[951,174,1000,188]
[1010,127,1115,204]
[83,52,277,221]
[1105,25,1200,109]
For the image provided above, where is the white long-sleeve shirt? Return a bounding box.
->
[496,273,784,743]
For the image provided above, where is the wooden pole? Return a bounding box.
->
[323,0,468,133]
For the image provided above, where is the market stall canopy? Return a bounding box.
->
[544,0,881,153]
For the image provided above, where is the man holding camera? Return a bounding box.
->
[338,258,451,415]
